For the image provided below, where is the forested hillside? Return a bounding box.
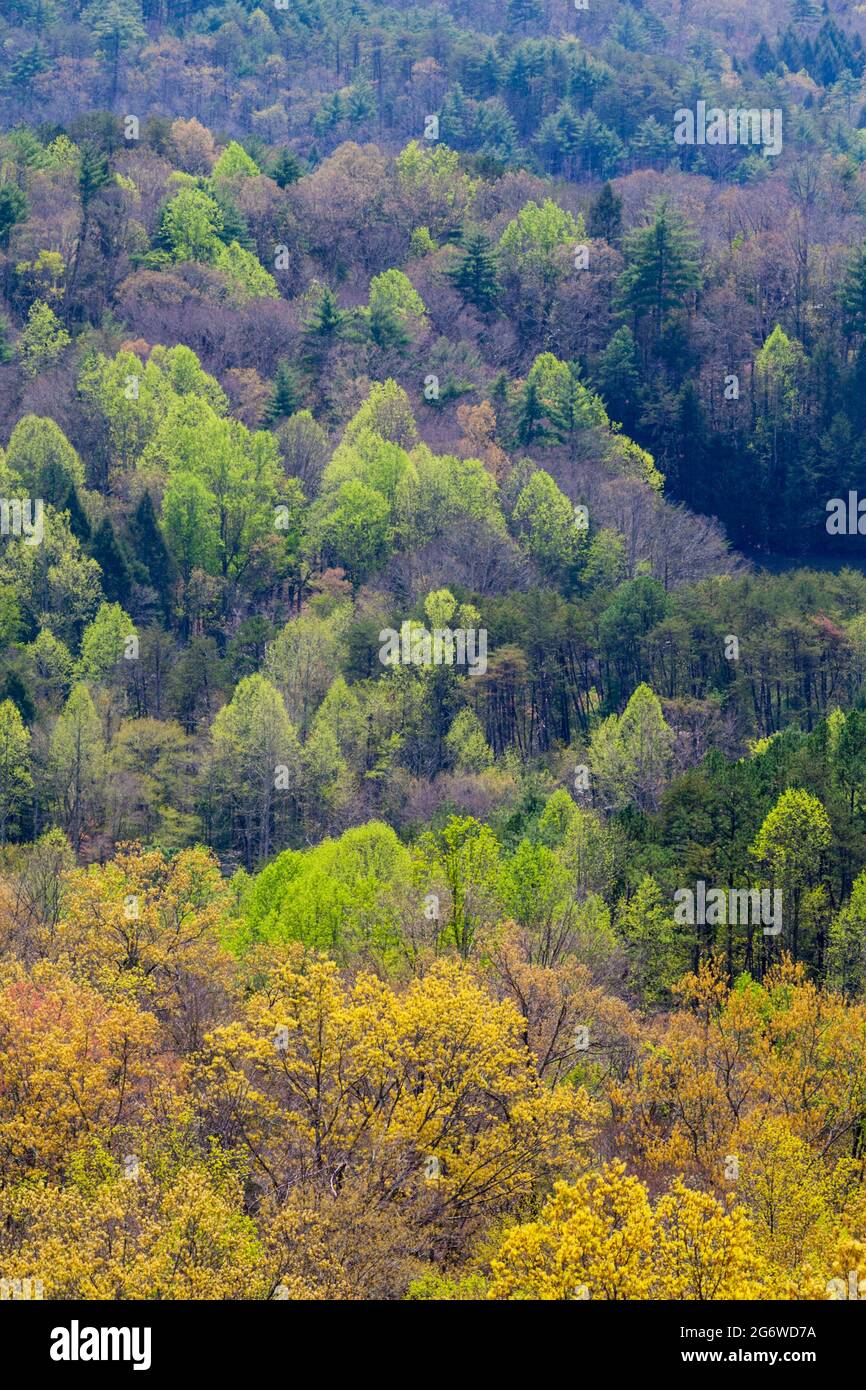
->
[2,0,866,1304]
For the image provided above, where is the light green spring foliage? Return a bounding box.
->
[522,351,662,486]
[617,874,685,1003]
[230,800,623,970]
[313,478,393,587]
[0,698,32,844]
[17,300,70,377]
[605,435,664,490]
[211,140,260,181]
[828,869,866,997]
[446,708,494,773]
[213,240,279,300]
[0,509,102,648]
[210,674,302,810]
[160,185,277,298]
[342,378,418,450]
[513,468,586,580]
[4,416,84,506]
[140,393,283,580]
[78,602,137,682]
[394,140,478,237]
[750,787,833,889]
[162,186,223,260]
[322,429,415,504]
[265,606,353,738]
[79,344,228,475]
[39,134,80,172]
[526,352,608,437]
[161,472,221,580]
[311,381,505,580]
[498,198,584,272]
[754,324,806,410]
[27,629,76,704]
[589,682,674,814]
[235,819,414,958]
[49,682,105,821]
[368,268,427,324]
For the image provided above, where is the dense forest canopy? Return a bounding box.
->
[2,0,866,1305]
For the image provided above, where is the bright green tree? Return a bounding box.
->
[212,140,260,182]
[160,471,222,581]
[827,871,866,998]
[618,874,684,1003]
[589,683,674,813]
[17,300,71,377]
[513,469,586,582]
[445,708,494,773]
[750,788,832,960]
[0,698,32,845]
[209,674,302,867]
[213,240,279,300]
[49,683,105,852]
[499,199,582,275]
[312,479,392,587]
[78,602,137,682]
[162,187,223,262]
[5,416,84,507]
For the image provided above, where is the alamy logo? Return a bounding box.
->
[0,1276,43,1299]
[827,1271,866,1299]
[50,1321,152,1372]
[379,622,487,676]
[674,881,782,936]
[674,101,782,156]
[826,492,866,535]
[0,497,44,546]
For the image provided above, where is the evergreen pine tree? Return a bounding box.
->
[674,379,710,507]
[213,192,255,251]
[78,143,111,215]
[91,516,132,606]
[751,35,777,74]
[844,341,866,431]
[778,25,803,69]
[150,201,175,257]
[0,670,35,725]
[814,29,840,84]
[595,326,642,432]
[270,148,303,188]
[302,287,345,368]
[506,0,543,34]
[62,485,91,544]
[265,361,303,423]
[842,241,866,335]
[790,0,821,28]
[447,228,500,312]
[490,370,511,424]
[516,379,544,444]
[478,47,501,97]
[128,489,174,615]
[618,197,701,339]
[0,182,28,251]
[369,300,410,350]
[588,181,623,246]
[440,84,470,147]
